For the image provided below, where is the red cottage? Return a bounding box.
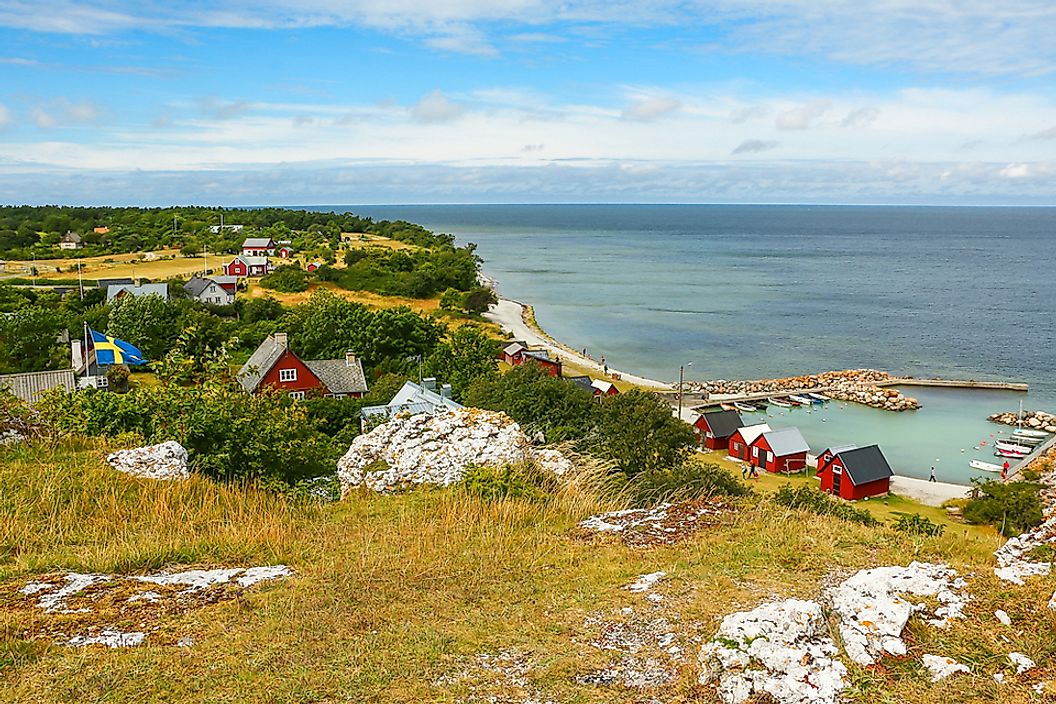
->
[749,427,810,473]
[590,379,620,397]
[501,342,562,377]
[727,423,771,461]
[818,444,893,500]
[223,257,248,278]
[693,409,744,450]
[241,237,275,256]
[276,245,294,258]
[238,333,368,399]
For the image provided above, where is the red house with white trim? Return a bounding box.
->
[727,423,771,461]
[817,444,893,500]
[238,333,368,399]
[501,342,562,377]
[693,409,744,450]
[749,427,810,473]
[276,244,294,258]
[242,237,275,256]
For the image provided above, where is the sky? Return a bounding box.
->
[0,1,1055,205]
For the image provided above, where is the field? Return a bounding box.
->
[3,249,211,281]
[2,438,1051,703]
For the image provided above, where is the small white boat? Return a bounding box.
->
[807,392,830,402]
[995,447,1028,459]
[788,394,813,405]
[1013,428,1050,439]
[769,397,793,408]
[720,403,737,411]
[995,439,1033,454]
[1009,433,1044,446]
[733,401,759,413]
[969,460,1003,472]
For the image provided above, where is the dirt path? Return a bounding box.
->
[485,298,672,391]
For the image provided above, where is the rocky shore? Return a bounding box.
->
[988,409,1056,434]
[689,369,920,412]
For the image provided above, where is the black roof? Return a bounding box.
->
[700,409,743,438]
[565,375,594,394]
[96,277,133,288]
[836,445,894,485]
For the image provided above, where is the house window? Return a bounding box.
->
[279,368,297,382]
[751,447,759,459]
[833,465,842,474]
[288,391,305,400]
[823,453,831,463]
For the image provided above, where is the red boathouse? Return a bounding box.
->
[818,444,893,500]
[749,427,810,473]
[727,423,771,461]
[694,409,744,450]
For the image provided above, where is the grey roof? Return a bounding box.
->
[359,380,462,422]
[242,237,273,248]
[821,444,858,458]
[836,445,894,485]
[735,423,771,446]
[566,375,594,394]
[62,231,81,243]
[304,358,368,395]
[106,283,169,303]
[212,275,238,286]
[760,427,810,456]
[183,276,212,298]
[242,255,270,266]
[238,334,287,392]
[97,277,133,289]
[525,349,554,362]
[700,409,743,438]
[503,342,525,356]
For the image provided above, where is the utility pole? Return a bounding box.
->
[678,361,693,422]
[203,244,209,275]
[77,258,84,300]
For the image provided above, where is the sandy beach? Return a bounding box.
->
[485,297,672,391]
[889,476,971,506]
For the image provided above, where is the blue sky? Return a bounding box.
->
[1,1,1055,205]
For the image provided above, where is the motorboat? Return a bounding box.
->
[720,403,737,411]
[768,397,794,408]
[1009,433,1044,447]
[995,447,1029,459]
[969,460,1003,472]
[733,401,759,413]
[995,439,1033,454]
[788,394,814,405]
[1013,428,1050,440]
[806,392,830,402]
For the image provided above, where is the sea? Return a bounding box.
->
[307,204,1056,484]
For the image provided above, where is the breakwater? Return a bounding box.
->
[988,410,1056,433]
[689,369,920,412]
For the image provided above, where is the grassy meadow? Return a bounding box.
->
[2,438,1052,703]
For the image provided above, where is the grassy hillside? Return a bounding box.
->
[2,439,1052,703]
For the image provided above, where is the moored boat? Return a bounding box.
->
[733,401,759,412]
[995,447,1029,459]
[1009,434,1044,447]
[720,403,737,411]
[806,392,830,402]
[969,460,1002,472]
[995,439,1033,454]
[1013,428,1050,439]
[788,394,813,405]
[768,397,793,408]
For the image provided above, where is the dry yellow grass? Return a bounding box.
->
[7,249,212,281]
[3,437,1050,703]
[341,233,418,251]
[246,281,441,313]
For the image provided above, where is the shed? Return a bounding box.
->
[750,427,810,473]
[727,423,771,461]
[818,444,893,500]
[694,409,744,450]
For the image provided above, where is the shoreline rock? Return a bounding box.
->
[987,409,1056,434]
[689,369,920,412]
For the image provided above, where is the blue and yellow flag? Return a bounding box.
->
[90,329,148,366]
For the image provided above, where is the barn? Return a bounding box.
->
[817,444,893,500]
[693,409,744,450]
[749,427,810,473]
[727,423,771,461]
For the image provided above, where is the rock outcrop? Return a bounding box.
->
[106,441,189,480]
[689,369,920,412]
[994,451,1056,584]
[988,409,1056,434]
[337,408,570,495]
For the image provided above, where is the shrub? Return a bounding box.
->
[260,265,309,292]
[459,462,557,502]
[591,390,696,477]
[772,484,879,527]
[625,461,752,506]
[892,512,946,538]
[963,479,1044,537]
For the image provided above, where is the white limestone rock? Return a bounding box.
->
[67,629,146,648]
[995,609,1011,626]
[698,598,848,704]
[106,441,189,480]
[1009,652,1036,674]
[826,562,969,666]
[922,654,970,682]
[625,571,666,594]
[993,514,1056,585]
[337,408,570,494]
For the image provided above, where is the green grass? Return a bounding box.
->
[1,438,1051,703]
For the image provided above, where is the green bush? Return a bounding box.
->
[459,463,556,502]
[625,461,752,506]
[963,479,1044,537]
[892,512,946,538]
[260,265,310,292]
[591,390,696,477]
[772,484,879,527]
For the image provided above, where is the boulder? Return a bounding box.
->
[106,441,189,481]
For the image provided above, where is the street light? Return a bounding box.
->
[678,361,693,421]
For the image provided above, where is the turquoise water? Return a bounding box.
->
[307,204,1055,484]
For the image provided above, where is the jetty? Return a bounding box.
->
[1005,433,1056,483]
[878,378,1029,392]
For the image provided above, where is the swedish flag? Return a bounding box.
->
[90,329,148,366]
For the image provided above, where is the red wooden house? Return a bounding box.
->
[238,333,368,399]
[727,423,771,461]
[749,427,810,473]
[501,342,562,377]
[306,261,323,272]
[817,444,893,500]
[242,237,275,256]
[223,255,271,278]
[276,244,294,258]
[693,409,744,450]
[590,379,619,397]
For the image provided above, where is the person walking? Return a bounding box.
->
[929,466,937,483]
[1002,460,1010,480]
[741,463,749,480]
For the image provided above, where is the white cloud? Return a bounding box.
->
[841,107,879,128]
[0,103,12,128]
[410,90,463,123]
[30,107,58,128]
[1026,125,1056,140]
[731,139,778,155]
[775,100,830,130]
[621,96,681,122]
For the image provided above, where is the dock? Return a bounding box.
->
[878,378,1029,392]
[1005,433,1056,482]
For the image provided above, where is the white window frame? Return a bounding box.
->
[752,446,759,459]
[833,465,843,474]
[279,368,297,382]
[288,391,305,400]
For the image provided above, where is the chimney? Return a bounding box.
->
[345,350,358,367]
[272,332,288,349]
[441,384,453,400]
[71,340,84,372]
[422,377,437,391]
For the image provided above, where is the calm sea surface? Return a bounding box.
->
[310,205,1056,483]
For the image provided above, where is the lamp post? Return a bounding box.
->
[678,361,693,421]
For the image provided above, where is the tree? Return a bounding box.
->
[464,363,597,442]
[439,288,463,311]
[106,293,182,361]
[260,265,309,293]
[462,286,497,314]
[592,390,695,477]
[0,305,68,373]
[423,326,499,400]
